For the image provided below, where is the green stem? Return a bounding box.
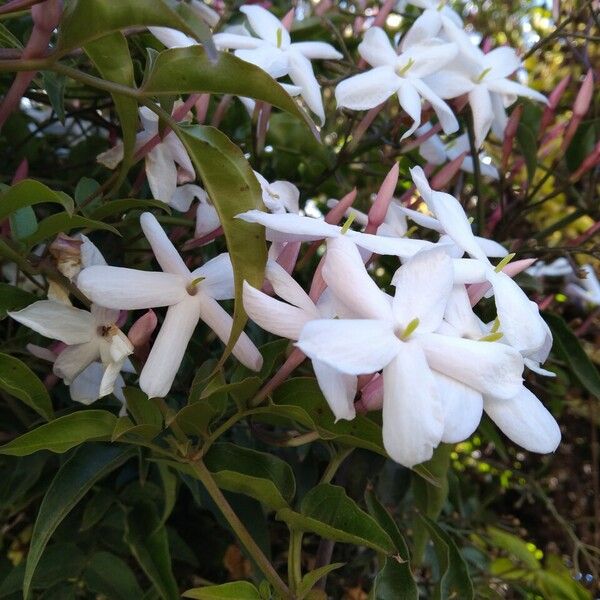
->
[320,446,353,484]
[189,459,291,599]
[288,529,303,594]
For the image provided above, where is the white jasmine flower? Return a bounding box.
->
[335,27,459,139]
[400,0,463,48]
[77,213,262,398]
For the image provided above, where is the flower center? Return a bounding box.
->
[474,67,492,83]
[276,28,283,48]
[186,276,205,296]
[397,317,420,341]
[98,324,118,338]
[395,57,415,77]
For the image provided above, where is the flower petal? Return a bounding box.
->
[411,78,459,135]
[213,32,263,50]
[346,229,433,257]
[145,144,178,206]
[358,27,398,67]
[237,210,341,241]
[288,49,325,124]
[434,372,483,443]
[53,340,100,384]
[140,298,200,397]
[419,332,524,399]
[266,260,316,313]
[69,362,104,405]
[397,81,422,139]
[170,184,206,213]
[240,5,289,47]
[149,26,194,48]
[313,359,357,421]
[404,41,458,79]
[401,9,442,48]
[195,200,221,238]
[9,300,93,344]
[424,69,475,99]
[243,281,311,340]
[486,78,547,104]
[469,85,494,147]
[140,212,189,276]
[291,41,342,60]
[335,67,400,111]
[297,319,400,375]
[484,387,561,453]
[392,248,453,331]
[78,266,188,310]
[197,294,263,371]
[235,46,289,78]
[193,253,235,300]
[267,180,300,213]
[482,46,520,79]
[78,234,107,268]
[382,343,443,467]
[323,236,394,321]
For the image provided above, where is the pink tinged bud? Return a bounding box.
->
[276,241,301,274]
[502,104,523,171]
[430,152,467,189]
[366,163,399,233]
[256,102,272,155]
[467,258,537,306]
[128,310,158,348]
[281,8,294,30]
[562,69,594,151]
[325,188,357,225]
[211,95,233,128]
[402,123,442,153]
[481,37,493,53]
[314,0,333,17]
[308,258,326,303]
[12,158,28,183]
[539,75,570,138]
[372,0,395,28]
[358,374,383,412]
[195,94,210,124]
[182,226,224,251]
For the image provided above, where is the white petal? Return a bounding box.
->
[240,5,289,47]
[419,332,524,399]
[243,281,311,340]
[487,270,548,354]
[163,132,194,178]
[197,294,263,371]
[484,387,560,453]
[266,261,316,314]
[323,236,394,321]
[193,253,235,300]
[9,301,93,345]
[434,372,483,443]
[392,248,453,331]
[424,69,475,99]
[452,258,488,284]
[410,166,488,262]
[397,81,422,139]
[400,206,444,232]
[296,319,400,375]
[140,298,200,397]
[69,362,104,405]
[346,229,433,258]
[78,266,188,310]
[411,78,459,135]
[358,27,397,67]
[53,340,100,384]
[490,91,508,140]
[145,144,178,205]
[475,236,508,258]
[212,32,263,50]
[404,42,458,79]
[335,67,400,111]
[170,184,205,213]
[140,212,189,276]
[90,304,120,327]
[149,26,195,48]
[291,41,342,60]
[235,46,289,78]
[313,359,357,421]
[482,46,520,79]
[469,86,494,147]
[98,359,124,398]
[78,234,107,268]
[97,143,124,169]
[417,131,447,164]
[402,10,442,48]
[382,343,443,467]
[266,181,300,214]
[195,200,221,238]
[443,285,483,337]
[486,78,547,104]
[288,49,325,124]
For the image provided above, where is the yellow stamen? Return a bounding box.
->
[401,317,420,340]
[396,58,415,76]
[475,67,492,83]
[490,317,501,333]
[479,331,503,342]
[276,28,283,48]
[187,276,205,295]
[494,252,516,273]
[341,212,357,234]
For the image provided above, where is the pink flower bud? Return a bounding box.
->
[562,69,594,151]
[430,151,467,189]
[539,75,570,138]
[195,94,210,124]
[357,374,383,412]
[128,310,158,348]
[366,163,399,233]
[281,8,294,30]
[502,104,523,171]
[325,188,357,225]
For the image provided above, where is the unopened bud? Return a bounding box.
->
[127,310,158,348]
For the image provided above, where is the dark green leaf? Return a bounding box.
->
[516,122,537,183]
[277,484,394,554]
[22,444,134,599]
[204,442,296,510]
[123,387,163,427]
[297,563,345,599]
[0,284,37,319]
[543,312,600,398]
[0,353,53,421]
[112,415,161,442]
[487,527,540,570]
[177,125,267,356]
[0,410,117,456]
[183,582,261,599]
[23,213,120,249]
[90,198,171,220]
[79,488,115,531]
[41,71,66,124]
[0,180,73,221]
[419,515,474,600]
[9,206,37,240]
[124,501,179,600]
[83,551,144,600]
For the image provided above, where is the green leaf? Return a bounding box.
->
[543,312,600,398]
[516,121,538,183]
[565,120,597,173]
[418,515,474,600]
[123,387,163,427]
[83,551,144,600]
[80,488,115,531]
[487,527,540,570]
[297,563,345,599]
[259,378,385,455]
[90,198,171,220]
[9,206,37,240]
[143,47,315,132]
[177,125,267,356]
[112,415,161,442]
[0,410,117,456]
[158,463,178,523]
[173,392,228,438]
[0,284,36,318]
[84,32,138,187]
[365,491,418,600]
[57,0,214,53]
[22,444,134,600]
[0,353,53,421]
[41,71,66,124]
[23,213,120,249]
[277,484,394,554]
[124,501,179,600]
[183,582,262,599]
[204,442,296,510]
[0,180,73,222]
